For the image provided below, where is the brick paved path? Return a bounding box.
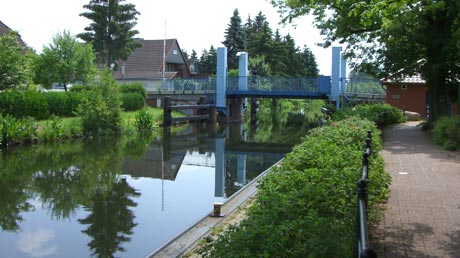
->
[371,122,460,257]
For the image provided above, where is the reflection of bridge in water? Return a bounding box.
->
[122,124,288,198]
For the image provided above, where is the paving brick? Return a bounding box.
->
[370,122,460,257]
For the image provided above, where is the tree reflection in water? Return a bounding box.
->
[79,178,140,258]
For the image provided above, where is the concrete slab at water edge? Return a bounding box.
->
[371,122,460,257]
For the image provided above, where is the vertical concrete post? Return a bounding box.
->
[237,154,247,186]
[216,47,227,112]
[238,52,248,118]
[331,46,342,109]
[341,54,348,93]
[238,52,248,91]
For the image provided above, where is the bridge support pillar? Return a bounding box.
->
[331,46,347,110]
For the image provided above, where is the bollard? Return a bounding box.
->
[211,202,225,217]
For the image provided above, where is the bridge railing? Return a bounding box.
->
[147,78,217,92]
[226,76,324,93]
[356,130,378,258]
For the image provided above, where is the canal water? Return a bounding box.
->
[0,103,322,258]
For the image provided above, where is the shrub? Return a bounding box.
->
[198,117,391,257]
[77,70,122,136]
[119,82,147,99]
[134,108,156,133]
[44,92,81,117]
[0,114,37,147]
[0,91,49,120]
[333,103,406,126]
[121,93,145,111]
[432,115,460,150]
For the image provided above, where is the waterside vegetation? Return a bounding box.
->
[196,104,405,257]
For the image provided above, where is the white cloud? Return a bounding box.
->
[16,228,58,257]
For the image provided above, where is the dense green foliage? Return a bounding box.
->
[0,91,49,120]
[34,31,96,92]
[222,9,246,69]
[77,71,122,136]
[0,114,37,147]
[78,0,141,67]
[0,32,34,91]
[134,108,156,133]
[271,0,460,122]
[43,92,81,117]
[333,103,406,127]
[198,117,391,257]
[118,82,147,99]
[121,93,145,111]
[199,10,318,77]
[432,115,460,150]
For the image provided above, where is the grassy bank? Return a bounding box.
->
[0,106,184,147]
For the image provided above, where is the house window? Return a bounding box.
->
[173,50,178,55]
[401,84,408,90]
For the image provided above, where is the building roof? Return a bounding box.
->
[0,20,27,47]
[381,75,426,85]
[113,38,190,80]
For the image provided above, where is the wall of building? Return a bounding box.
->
[386,83,427,117]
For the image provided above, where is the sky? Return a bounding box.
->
[0,0,338,75]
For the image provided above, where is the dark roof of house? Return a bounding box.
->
[0,20,27,47]
[113,38,190,80]
[381,75,426,85]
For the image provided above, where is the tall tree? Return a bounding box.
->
[0,32,33,91]
[246,12,274,58]
[34,31,96,92]
[198,46,217,74]
[222,9,246,69]
[271,0,460,121]
[299,45,319,77]
[78,0,141,68]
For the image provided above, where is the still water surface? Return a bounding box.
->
[0,121,309,258]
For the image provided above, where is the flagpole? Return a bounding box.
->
[162,20,166,79]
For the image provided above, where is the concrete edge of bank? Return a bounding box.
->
[147,158,285,258]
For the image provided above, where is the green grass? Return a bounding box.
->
[33,106,186,142]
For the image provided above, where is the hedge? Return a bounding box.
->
[198,117,391,257]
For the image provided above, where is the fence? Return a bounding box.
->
[356,130,378,258]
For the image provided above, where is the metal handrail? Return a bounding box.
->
[357,130,378,258]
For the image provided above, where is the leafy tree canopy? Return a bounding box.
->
[0,32,34,91]
[34,30,96,92]
[271,0,460,121]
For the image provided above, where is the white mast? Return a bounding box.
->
[162,20,166,79]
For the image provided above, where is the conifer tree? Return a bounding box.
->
[222,9,245,69]
[78,0,141,68]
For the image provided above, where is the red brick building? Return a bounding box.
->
[382,75,428,118]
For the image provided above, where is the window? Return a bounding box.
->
[173,50,178,55]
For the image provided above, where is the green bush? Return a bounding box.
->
[432,115,460,150]
[77,71,122,136]
[121,93,145,111]
[44,92,81,117]
[119,82,147,99]
[0,114,37,147]
[134,108,156,133]
[333,103,406,126]
[198,117,391,257]
[0,91,49,120]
